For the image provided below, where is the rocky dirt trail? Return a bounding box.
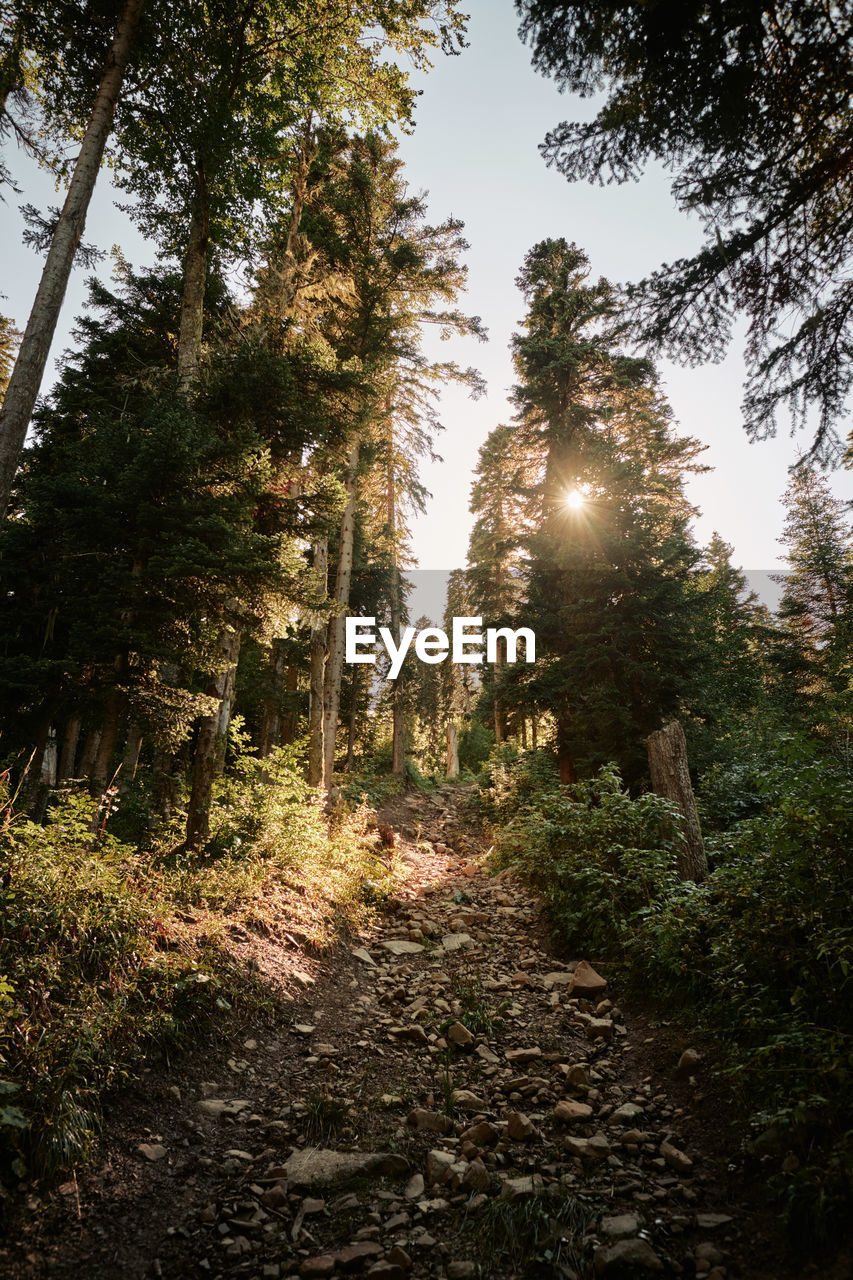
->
[2,785,804,1280]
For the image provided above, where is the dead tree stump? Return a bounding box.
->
[646,720,707,882]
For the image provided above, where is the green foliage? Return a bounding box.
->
[488,760,683,957]
[0,751,390,1194]
[517,1,853,460]
[484,747,853,1251]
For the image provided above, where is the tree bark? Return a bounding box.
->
[345,665,360,772]
[259,639,287,757]
[121,723,143,786]
[646,720,707,882]
[322,441,359,788]
[308,538,328,786]
[185,621,241,850]
[57,715,81,782]
[91,690,123,794]
[387,451,406,778]
[531,716,538,750]
[445,723,460,779]
[280,665,299,745]
[177,189,210,387]
[0,0,144,519]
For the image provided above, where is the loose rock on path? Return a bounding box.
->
[2,784,804,1279]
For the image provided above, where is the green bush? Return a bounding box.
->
[489,761,684,957]
[482,748,853,1252]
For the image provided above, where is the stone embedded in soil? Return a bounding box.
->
[660,1139,694,1175]
[441,933,473,951]
[553,1099,593,1124]
[446,1263,476,1279]
[447,1021,474,1046]
[594,1238,663,1274]
[450,1088,488,1112]
[352,947,376,965]
[505,1046,541,1064]
[300,1257,336,1278]
[499,1173,543,1200]
[600,1212,640,1239]
[506,1111,535,1141]
[382,940,425,956]
[568,960,608,999]
[696,1213,733,1230]
[332,1241,383,1270]
[196,1097,253,1119]
[136,1143,167,1162]
[284,1148,410,1188]
[404,1173,425,1199]
[611,1102,645,1124]
[407,1108,454,1135]
[676,1047,701,1076]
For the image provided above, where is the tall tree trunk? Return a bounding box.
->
[280,665,299,745]
[57,715,81,782]
[322,441,359,788]
[345,665,360,772]
[445,723,460,779]
[258,640,287,758]
[185,621,241,850]
[176,187,210,387]
[493,640,506,744]
[78,727,101,780]
[308,538,328,786]
[121,723,143,787]
[557,717,575,784]
[646,720,707,882]
[0,0,144,519]
[387,449,406,778]
[91,690,123,793]
[531,716,538,750]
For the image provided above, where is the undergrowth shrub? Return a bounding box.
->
[0,747,393,1201]
[481,748,853,1254]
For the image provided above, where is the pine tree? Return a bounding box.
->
[516,1,853,461]
[504,239,706,784]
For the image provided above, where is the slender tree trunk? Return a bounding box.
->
[177,189,210,387]
[493,640,506,744]
[0,0,144,519]
[322,441,359,788]
[259,640,287,757]
[121,723,143,787]
[57,715,81,782]
[386,450,406,778]
[557,717,575,784]
[91,690,123,793]
[646,720,707,882]
[280,665,299,745]
[445,723,460,779]
[78,727,101,780]
[531,716,538,750]
[308,538,328,786]
[345,665,360,772]
[185,621,241,850]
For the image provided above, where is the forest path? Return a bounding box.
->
[4,785,800,1280]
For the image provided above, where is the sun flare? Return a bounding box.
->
[565,489,585,509]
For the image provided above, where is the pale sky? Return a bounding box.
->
[1,0,850,580]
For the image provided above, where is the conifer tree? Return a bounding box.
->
[503,239,705,784]
[516,0,853,460]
